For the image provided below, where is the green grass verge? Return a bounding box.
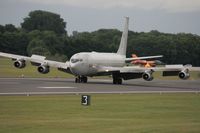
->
[0,94,200,133]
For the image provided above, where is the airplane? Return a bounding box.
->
[0,17,200,84]
[131,54,164,67]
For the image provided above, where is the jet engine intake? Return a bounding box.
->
[178,69,190,80]
[14,60,26,69]
[142,70,154,81]
[38,65,49,74]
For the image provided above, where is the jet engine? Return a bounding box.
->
[178,69,190,80]
[14,60,26,69]
[142,70,154,81]
[38,65,49,74]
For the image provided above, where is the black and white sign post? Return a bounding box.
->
[81,95,90,106]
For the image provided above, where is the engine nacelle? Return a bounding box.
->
[142,70,154,81]
[178,69,190,80]
[14,60,26,69]
[37,65,50,74]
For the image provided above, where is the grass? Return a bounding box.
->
[1,57,200,79]
[0,94,200,133]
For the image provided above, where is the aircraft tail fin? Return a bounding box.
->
[117,17,129,56]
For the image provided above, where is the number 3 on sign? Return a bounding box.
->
[81,95,90,106]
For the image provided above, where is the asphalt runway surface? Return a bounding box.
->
[0,78,200,95]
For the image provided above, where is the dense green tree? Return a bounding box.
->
[26,30,67,61]
[27,38,50,56]
[0,31,28,55]
[4,24,18,32]
[42,31,64,55]
[0,25,5,33]
[21,10,66,35]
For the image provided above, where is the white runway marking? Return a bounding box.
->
[38,86,76,89]
[0,91,199,96]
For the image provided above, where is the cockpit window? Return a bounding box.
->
[71,58,83,63]
[71,59,78,63]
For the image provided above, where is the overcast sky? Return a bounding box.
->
[1,0,200,35]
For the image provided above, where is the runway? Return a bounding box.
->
[0,78,200,95]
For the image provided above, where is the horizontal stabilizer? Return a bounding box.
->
[126,55,163,62]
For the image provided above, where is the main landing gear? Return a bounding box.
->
[75,74,122,84]
[112,74,122,85]
[75,76,88,83]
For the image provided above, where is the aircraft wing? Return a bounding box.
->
[0,52,69,69]
[125,55,163,62]
[95,64,200,80]
[97,64,200,73]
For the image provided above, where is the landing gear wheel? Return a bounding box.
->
[75,77,80,83]
[75,76,87,83]
[82,77,88,83]
[113,77,122,85]
[117,78,122,84]
[113,79,117,84]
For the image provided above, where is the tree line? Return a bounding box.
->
[0,10,200,66]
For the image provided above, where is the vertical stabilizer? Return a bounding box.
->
[117,17,129,56]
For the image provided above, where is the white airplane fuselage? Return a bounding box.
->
[69,52,126,76]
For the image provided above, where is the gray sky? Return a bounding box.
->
[1,0,200,35]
